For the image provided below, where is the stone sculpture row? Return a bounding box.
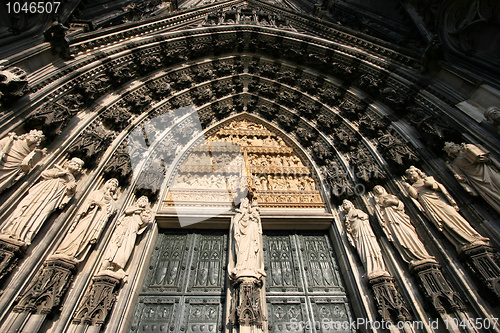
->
[344,163,499,321]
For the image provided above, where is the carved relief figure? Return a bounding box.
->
[229,197,265,279]
[404,166,489,251]
[0,157,84,246]
[372,185,435,266]
[0,130,46,193]
[342,199,389,279]
[444,142,500,214]
[53,178,119,263]
[100,196,153,277]
[485,107,500,135]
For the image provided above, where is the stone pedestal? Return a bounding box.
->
[0,236,24,282]
[411,260,466,314]
[14,257,77,315]
[229,277,266,332]
[460,244,500,302]
[368,275,411,323]
[6,257,77,333]
[71,272,122,332]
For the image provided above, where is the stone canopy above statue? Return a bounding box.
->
[164,117,324,212]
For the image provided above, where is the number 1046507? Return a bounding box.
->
[6,2,61,14]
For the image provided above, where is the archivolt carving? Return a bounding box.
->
[26,94,84,139]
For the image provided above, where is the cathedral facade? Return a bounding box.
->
[0,0,499,332]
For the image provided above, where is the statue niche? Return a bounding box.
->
[99,196,153,279]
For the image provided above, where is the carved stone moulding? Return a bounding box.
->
[72,273,122,328]
[0,237,24,282]
[14,257,77,315]
[410,261,467,314]
[368,276,412,323]
[460,244,500,303]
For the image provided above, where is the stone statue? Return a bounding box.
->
[229,197,266,280]
[342,199,389,279]
[0,130,46,193]
[372,185,435,266]
[404,166,489,252]
[52,178,119,263]
[100,196,153,277]
[444,142,500,214]
[0,157,84,246]
[485,107,500,135]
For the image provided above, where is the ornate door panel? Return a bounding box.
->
[130,231,228,333]
[264,232,354,333]
[131,231,353,333]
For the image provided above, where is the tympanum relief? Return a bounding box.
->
[165,119,324,209]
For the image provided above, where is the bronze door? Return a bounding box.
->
[130,231,353,333]
[264,232,354,333]
[129,231,228,333]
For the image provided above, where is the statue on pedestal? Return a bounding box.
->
[0,130,46,193]
[444,142,500,214]
[404,166,489,252]
[372,185,435,266]
[342,199,389,279]
[52,178,119,263]
[99,196,153,278]
[0,157,84,246]
[229,197,266,280]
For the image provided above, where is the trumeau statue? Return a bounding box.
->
[342,199,389,280]
[0,130,46,193]
[444,142,500,214]
[0,157,84,246]
[52,178,119,263]
[372,185,435,266]
[99,196,153,278]
[404,166,489,252]
[229,197,266,280]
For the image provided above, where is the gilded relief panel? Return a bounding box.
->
[164,118,324,209]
